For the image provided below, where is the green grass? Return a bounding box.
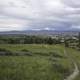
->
[66,48,80,80]
[0,44,74,80]
[0,44,64,53]
[0,56,65,80]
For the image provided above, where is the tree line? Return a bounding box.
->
[0,35,61,44]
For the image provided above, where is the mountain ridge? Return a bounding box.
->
[0,30,79,36]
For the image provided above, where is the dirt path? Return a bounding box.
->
[64,49,79,80]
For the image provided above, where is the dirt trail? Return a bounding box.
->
[64,49,79,80]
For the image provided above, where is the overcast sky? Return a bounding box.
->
[0,0,80,31]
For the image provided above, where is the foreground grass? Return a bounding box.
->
[66,48,80,80]
[0,44,74,80]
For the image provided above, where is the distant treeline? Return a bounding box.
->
[0,35,61,44]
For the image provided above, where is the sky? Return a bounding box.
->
[0,0,80,31]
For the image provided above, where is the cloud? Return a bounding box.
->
[0,0,80,31]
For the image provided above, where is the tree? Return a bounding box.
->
[47,37,53,44]
[64,39,69,47]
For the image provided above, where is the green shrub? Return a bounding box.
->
[0,48,7,51]
[0,48,13,56]
[21,49,33,56]
[50,52,63,58]
[21,49,29,52]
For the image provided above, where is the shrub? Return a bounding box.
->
[50,52,63,58]
[0,48,7,51]
[21,49,33,56]
[21,49,29,52]
[0,48,13,56]
[5,51,13,56]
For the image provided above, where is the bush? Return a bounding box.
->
[0,48,13,56]
[50,52,63,58]
[21,49,29,52]
[5,51,13,56]
[21,49,33,56]
[0,48,7,51]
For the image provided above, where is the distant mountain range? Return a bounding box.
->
[0,30,79,36]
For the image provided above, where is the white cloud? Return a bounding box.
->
[0,0,80,31]
[71,25,80,29]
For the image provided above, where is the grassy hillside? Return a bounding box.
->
[0,44,74,80]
